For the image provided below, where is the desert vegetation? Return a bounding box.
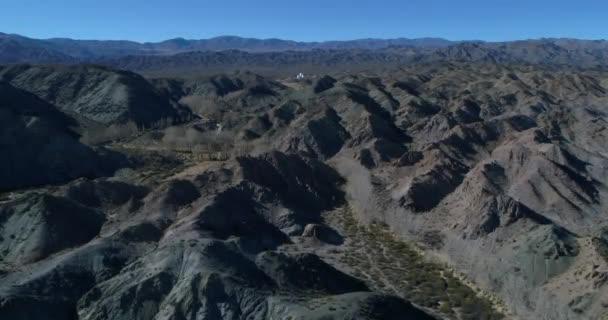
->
[159,125,232,152]
[80,121,140,144]
[328,206,505,320]
[80,117,176,145]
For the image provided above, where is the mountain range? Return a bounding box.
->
[2,31,608,320]
[2,33,608,75]
[0,32,453,60]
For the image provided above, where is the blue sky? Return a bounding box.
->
[2,0,607,42]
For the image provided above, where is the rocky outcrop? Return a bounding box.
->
[301,223,344,245]
[64,178,149,209]
[238,151,345,211]
[313,75,337,93]
[280,106,351,159]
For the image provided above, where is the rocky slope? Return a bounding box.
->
[0,151,438,320]
[0,64,190,127]
[0,81,126,191]
[147,66,608,319]
[2,63,608,320]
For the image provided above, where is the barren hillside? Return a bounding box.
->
[1,63,608,320]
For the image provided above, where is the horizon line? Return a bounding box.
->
[2,32,607,44]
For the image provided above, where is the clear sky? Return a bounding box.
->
[2,0,607,42]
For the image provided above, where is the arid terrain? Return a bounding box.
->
[1,35,608,320]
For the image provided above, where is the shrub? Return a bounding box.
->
[439,301,454,315]
[81,120,140,144]
[161,125,234,152]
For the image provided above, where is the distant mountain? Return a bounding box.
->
[101,49,417,76]
[145,36,454,52]
[0,33,453,59]
[0,37,74,63]
[1,33,608,74]
[102,39,608,77]
[429,39,608,66]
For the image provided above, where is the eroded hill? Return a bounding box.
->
[1,64,608,320]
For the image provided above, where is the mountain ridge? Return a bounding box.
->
[0,33,456,58]
[3,33,608,76]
